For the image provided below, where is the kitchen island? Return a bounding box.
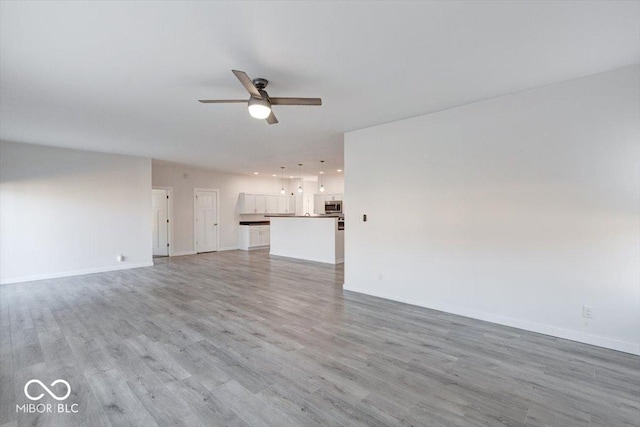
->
[268,216,344,264]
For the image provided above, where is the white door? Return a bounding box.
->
[152,189,169,256]
[195,190,218,253]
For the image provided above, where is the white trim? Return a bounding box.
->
[218,246,239,252]
[171,250,197,257]
[0,262,154,285]
[245,245,269,251]
[193,188,220,254]
[343,285,640,356]
[152,186,174,256]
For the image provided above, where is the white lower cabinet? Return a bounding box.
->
[259,228,270,246]
[239,225,270,250]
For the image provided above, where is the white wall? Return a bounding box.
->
[344,65,640,355]
[152,163,291,254]
[320,174,345,194]
[0,141,153,284]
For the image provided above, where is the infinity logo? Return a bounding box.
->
[24,379,71,401]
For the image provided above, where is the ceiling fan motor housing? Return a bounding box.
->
[252,78,269,90]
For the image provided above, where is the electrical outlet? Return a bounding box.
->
[583,305,593,319]
[378,274,383,281]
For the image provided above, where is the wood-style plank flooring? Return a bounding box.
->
[1,249,638,426]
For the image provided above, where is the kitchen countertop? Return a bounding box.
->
[239,221,271,226]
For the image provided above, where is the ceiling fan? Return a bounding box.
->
[198,70,322,125]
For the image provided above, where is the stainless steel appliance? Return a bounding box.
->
[324,200,342,213]
[338,217,345,231]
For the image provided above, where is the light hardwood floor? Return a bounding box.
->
[1,249,638,426]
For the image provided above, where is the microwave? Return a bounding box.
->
[324,200,342,213]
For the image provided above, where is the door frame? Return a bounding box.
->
[152,186,173,257]
[193,188,220,253]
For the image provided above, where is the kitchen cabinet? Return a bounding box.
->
[239,225,270,250]
[242,194,257,213]
[239,193,296,214]
[255,195,266,213]
[259,227,270,246]
[313,193,343,214]
[277,195,288,213]
[266,195,278,213]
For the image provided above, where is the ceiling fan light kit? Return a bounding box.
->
[248,97,271,119]
[199,70,322,125]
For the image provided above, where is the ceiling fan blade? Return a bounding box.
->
[269,97,322,106]
[198,99,246,103]
[266,111,279,125]
[232,70,262,98]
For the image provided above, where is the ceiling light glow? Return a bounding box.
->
[248,97,272,119]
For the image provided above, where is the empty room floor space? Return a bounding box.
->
[1,249,638,427]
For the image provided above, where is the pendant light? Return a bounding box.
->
[319,160,325,193]
[297,163,303,193]
[280,166,285,194]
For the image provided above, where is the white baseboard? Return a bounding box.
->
[343,285,640,356]
[172,248,237,255]
[170,251,196,257]
[0,262,154,285]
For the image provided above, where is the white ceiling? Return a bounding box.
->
[1,1,638,176]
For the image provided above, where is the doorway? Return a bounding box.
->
[152,188,172,256]
[194,189,219,253]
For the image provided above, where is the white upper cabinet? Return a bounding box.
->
[266,195,278,213]
[239,193,295,214]
[255,195,266,213]
[313,193,343,214]
[242,193,257,213]
[277,195,288,213]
